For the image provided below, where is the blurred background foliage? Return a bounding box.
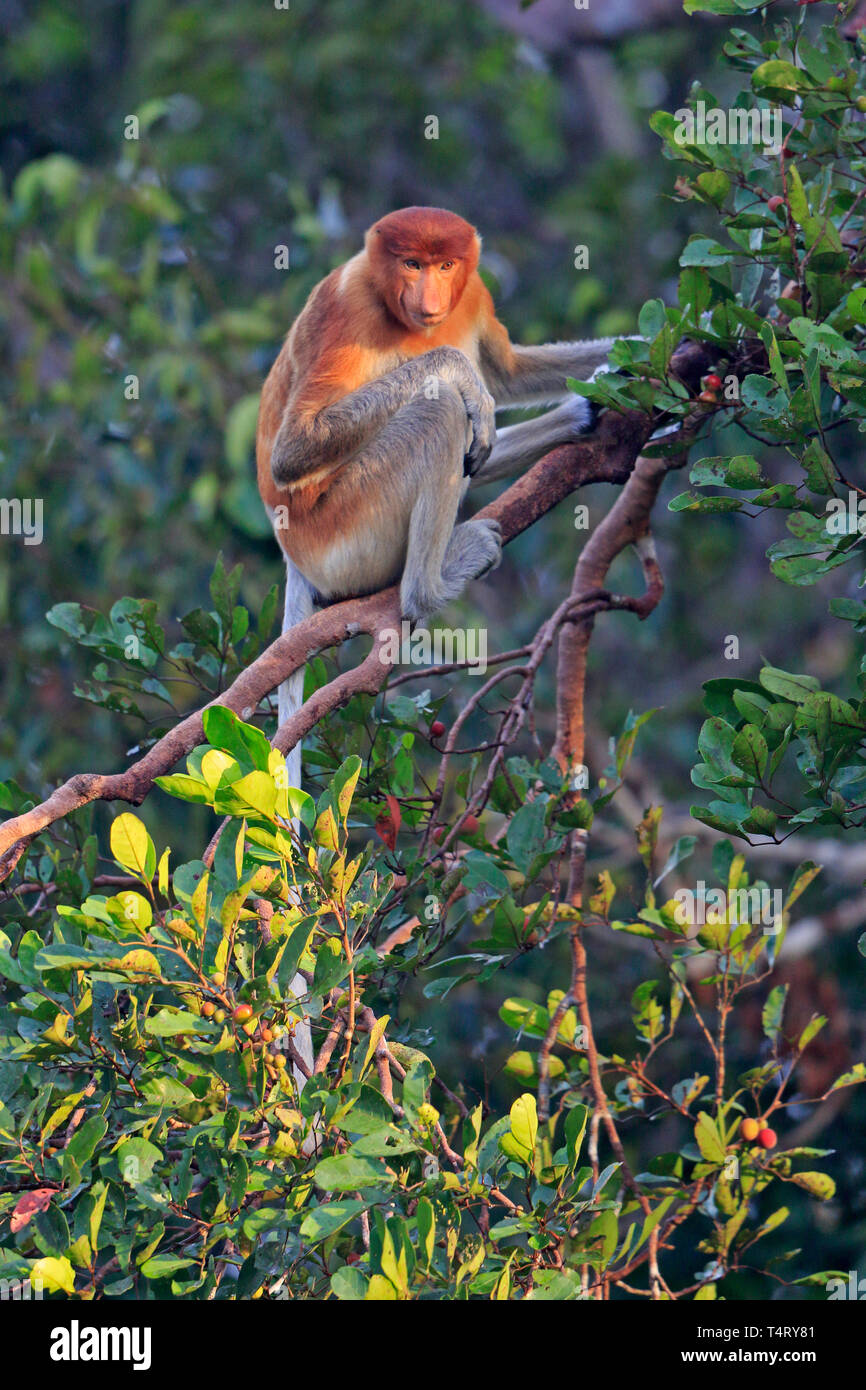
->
[1,0,864,1294]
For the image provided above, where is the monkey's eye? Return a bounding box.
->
[403,259,421,270]
[440,260,455,270]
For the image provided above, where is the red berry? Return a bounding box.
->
[461,814,480,837]
[704,373,723,391]
[432,826,445,844]
[740,1117,760,1142]
[233,1003,253,1024]
[201,1001,216,1018]
[430,720,446,739]
[767,195,785,213]
[698,390,718,404]
[345,1253,361,1266]
[758,1127,777,1150]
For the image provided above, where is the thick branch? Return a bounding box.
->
[553,450,677,775]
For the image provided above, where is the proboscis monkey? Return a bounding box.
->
[256,207,610,1090]
[256,206,612,789]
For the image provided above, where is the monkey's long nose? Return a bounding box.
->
[419,279,445,320]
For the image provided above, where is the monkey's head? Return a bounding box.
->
[365,207,481,332]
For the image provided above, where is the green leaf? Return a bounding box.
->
[680,237,736,267]
[202,706,271,771]
[140,1076,197,1105]
[332,755,363,822]
[638,298,667,340]
[785,164,810,226]
[65,1117,108,1169]
[139,1255,196,1278]
[694,1111,726,1164]
[224,394,261,470]
[416,1197,435,1266]
[790,1171,835,1201]
[34,944,107,971]
[276,921,315,994]
[312,937,349,995]
[801,440,836,496]
[696,170,730,208]
[762,985,787,1041]
[331,1266,368,1300]
[752,60,812,95]
[506,800,548,874]
[498,997,550,1038]
[749,1206,789,1244]
[314,1155,393,1191]
[154,773,214,805]
[829,1063,866,1092]
[504,1049,564,1081]
[797,1015,827,1052]
[300,1200,368,1242]
[731,725,768,781]
[759,666,820,704]
[116,1137,162,1185]
[784,861,821,911]
[565,1104,589,1170]
[144,1009,206,1037]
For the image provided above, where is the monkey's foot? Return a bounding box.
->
[400,520,502,623]
[442,517,502,585]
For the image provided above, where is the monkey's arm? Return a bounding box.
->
[271,346,495,486]
[468,393,597,489]
[481,331,614,408]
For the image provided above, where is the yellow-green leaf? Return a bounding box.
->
[510,1093,538,1154]
[31,1256,75,1294]
[791,1171,835,1201]
[110,813,153,878]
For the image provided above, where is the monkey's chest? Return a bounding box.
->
[372,334,482,379]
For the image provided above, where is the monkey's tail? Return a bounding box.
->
[278,557,315,788]
[276,557,318,1097]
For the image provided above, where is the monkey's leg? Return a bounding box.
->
[285,386,494,624]
[398,388,503,622]
[468,394,596,489]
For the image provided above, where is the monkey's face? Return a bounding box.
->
[366,209,479,331]
[393,256,461,330]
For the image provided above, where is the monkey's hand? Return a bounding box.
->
[462,384,496,475]
[561,388,600,437]
[419,346,496,475]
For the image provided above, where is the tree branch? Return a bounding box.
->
[0,404,656,882]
